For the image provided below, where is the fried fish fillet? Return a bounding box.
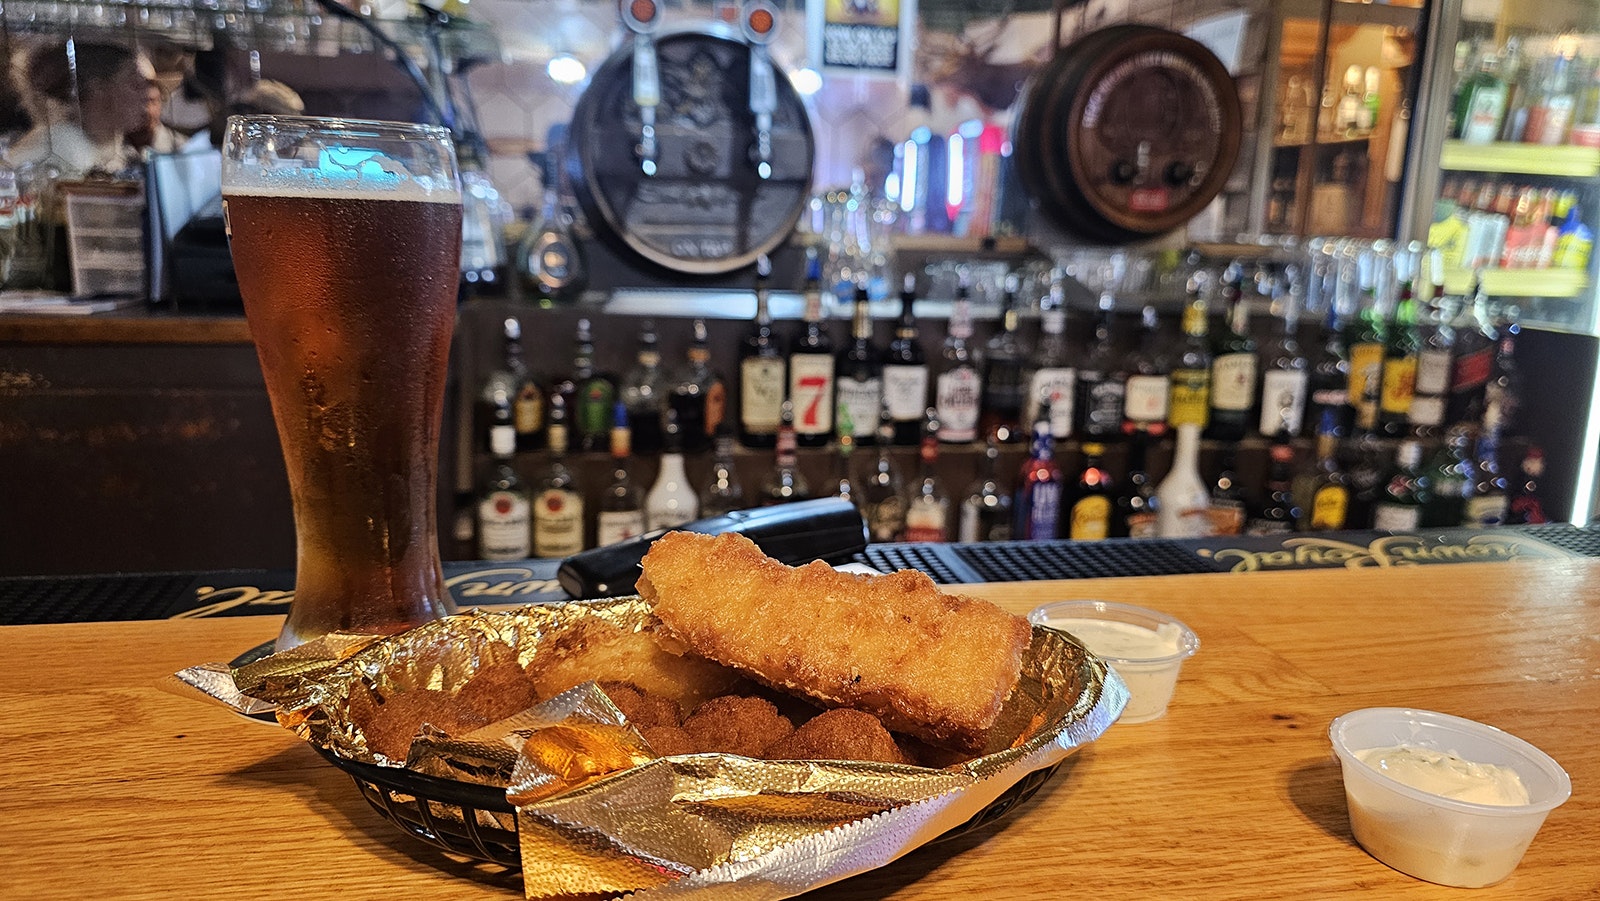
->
[636,531,1031,752]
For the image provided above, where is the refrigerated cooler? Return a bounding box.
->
[1401,0,1600,524]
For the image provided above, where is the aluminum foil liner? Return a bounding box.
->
[170,597,1127,900]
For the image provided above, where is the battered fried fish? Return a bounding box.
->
[636,531,1031,752]
[525,609,742,709]
[763,709,912,765]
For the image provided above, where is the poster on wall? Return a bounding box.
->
[807,0,918,82]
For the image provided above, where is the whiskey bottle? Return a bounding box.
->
[1122,304,1169,433]
[739,255,786,448]
[1076,285,1126,441]
[620,320,667,454]
[532,392,586,557]
[1410,282,1454,433]
[980,274,1028,443]
[1305,411,1351,531]
[476,393,532,561]
[1206,263,1257,442]
[835,282,884,446]
[790,255,836,447]
[670,319,719,453]
[1113,427,1161,539]
[1067,442,1115,541]
[596,402,647,546]
[1025,269,1076,441]
[959,437,1013,542]
[1168,274,1212,430]
[904,410,952,540]
[1446,279,1496,427]
[861,412,907,541]
[699,426,746,516]
[568,318,615,454]
[1378,279,1420,439]
[1345,283,1387,435]
[1307,298,1351,438]
[1373,440,1428,532]
[478,317,545,453]
[1258,271,1309,438]
[935,273,983,444]
[1420,424,1472,528]
[1207,447,1247,536]
[761,399,812,504]
[1246,438,1301,535]
[882,274,930,446]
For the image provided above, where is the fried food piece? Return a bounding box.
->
[361,689,489,760]
[526,612,741,710]
[682,695,794,758]
[638,531,1032,752]
[598,680,683,728]
[639,725,697,757]
[763,709,912,765]
[454,660,542,723]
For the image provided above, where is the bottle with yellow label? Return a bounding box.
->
[1168,275,1212,429]
[1344,288,1387,434]
[1305,409,1350,531]
[1069,442,1114,541]
[1378,279,1419,438]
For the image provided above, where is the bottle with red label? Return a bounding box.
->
[903,409,951,541]
[1445,277,1497,426]
[789,254,836,447]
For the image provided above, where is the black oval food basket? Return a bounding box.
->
[317,746,1061,869]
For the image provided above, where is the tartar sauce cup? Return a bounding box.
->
[1329,707,1573,888]
[1027,600,1199,724]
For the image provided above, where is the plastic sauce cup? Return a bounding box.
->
[1329,707,1572,888]
[1028,600,1199,724]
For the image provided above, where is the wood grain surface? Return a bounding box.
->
[0,560,1595,900]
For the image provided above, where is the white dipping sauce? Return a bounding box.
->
[1355,745,1530,806]
[1049,618,1182,660]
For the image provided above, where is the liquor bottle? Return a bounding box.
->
[1411,283,1455,433]
[1076,285,1127,440]
[790,256,837,447]
[882,274,930,446]
[516,145,587,306]
[1446,279,1497,426]
[1454,53,1509,144]
[1378,280,1420,439]
[980,274,1028,443]
[1067,442,1115,541]
[476,394,532,561]
[830,411,859,505]
[1505,446,1548,525]
[1015,407,1063,541]
[835,281,884,446]
[699,425,745,517]
[1113,427,1161,538]
[1208,448,1247,537]
[1344,433,1386,530]
[1258,273,1309,438]
[620,320,667,454]
[1168,274,1212,430]
[645,412,699,531]
[1373,440,1428,532]
[1307,298,1351,438]
[1206,264,1258,442]
[1420,424,1472,528]
[1524,53,1576,145]
[1246,439,1301,535]
[1157,424,1212,537]
[1025,270,1076,441]
[597,402,647,546]
[1484,317,1520,438]
[761,399,812,504]
[959,437,1013,541]
[739,255,786,448]
[569,318,616,454]
[1305,412,1351,531]
[668,319,720,454]
[532,391,585,557]
[861,411,907,541]
[1463,426,1508,527]
[1122,304,1170,433]
[935,274,983,443]
[1345,285,1387,436]
[478,317,546,453]
[904,410,952,540]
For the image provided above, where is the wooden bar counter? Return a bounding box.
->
[1,560,1595,899]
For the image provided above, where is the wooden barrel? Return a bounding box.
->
[1014,24,1242,243]
[566,25,816,275]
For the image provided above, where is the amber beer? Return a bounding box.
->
[225,183,461,649]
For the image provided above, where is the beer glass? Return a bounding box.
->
[222,116,462,650]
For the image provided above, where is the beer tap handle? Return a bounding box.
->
[742,0,779,181]
[621,0,661,177]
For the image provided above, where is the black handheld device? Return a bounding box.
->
[555,498,868,599]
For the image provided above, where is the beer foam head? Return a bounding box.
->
[224,145,460,202]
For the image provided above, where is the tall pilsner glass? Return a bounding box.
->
[222,116,462,650]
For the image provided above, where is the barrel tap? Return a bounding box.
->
[621,0,661,177]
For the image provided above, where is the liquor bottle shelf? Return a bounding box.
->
[1442,267,1590,299]
[1438,141,1600,179]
